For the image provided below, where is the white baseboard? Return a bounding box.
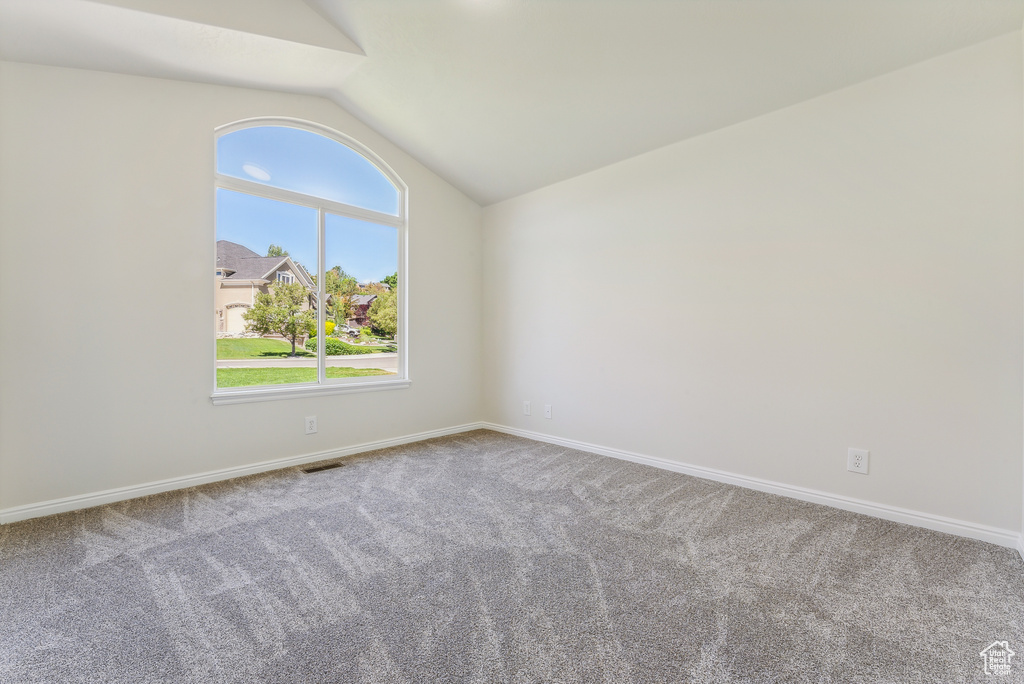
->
[0,422,487,525]
[5,420,1021,557]
[481,422,1023,552]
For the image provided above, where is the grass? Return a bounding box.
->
[217,366,394,388]
[217,338,312,359]
[219,337,394,359]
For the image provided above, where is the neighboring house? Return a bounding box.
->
[348,294,377,329]
[214,240,316,334]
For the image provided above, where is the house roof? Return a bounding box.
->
[351,294,377,306]
[216,240,314,287]
[216,240,261,262]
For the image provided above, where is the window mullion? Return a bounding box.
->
[317,208,326,385]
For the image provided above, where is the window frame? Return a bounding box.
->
[211,117,409,405]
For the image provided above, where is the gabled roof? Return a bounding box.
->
[216,240,314,288]
[351,294,377,306]
[217,240,260,261]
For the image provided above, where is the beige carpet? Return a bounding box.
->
[1,429,1022,683]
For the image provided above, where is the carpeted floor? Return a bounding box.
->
[1,429,1022,683]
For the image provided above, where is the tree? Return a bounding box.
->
[242,282,315,356]
[324,265,358,326]
[325,266,358,297]
[382,272,398,291]
[327,264,354,282]
[368,289,397,339]
[266,244,289,257]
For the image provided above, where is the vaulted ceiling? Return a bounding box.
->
[2,0,1022,205]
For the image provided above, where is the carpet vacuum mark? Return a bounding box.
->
[1,430,1021,683]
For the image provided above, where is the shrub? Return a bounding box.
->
[308,320,337,338]
[305,336,374,355]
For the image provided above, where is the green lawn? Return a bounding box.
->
[217,338,312,360]
[218,337,394,359]
[217,366,394,388]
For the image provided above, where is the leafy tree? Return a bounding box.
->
[360,281,388,295]
[327,265,354,282]
[331,295,353,328]
[266,244,289,257]
[368,289,397,339]
[382,272,398,291]
[242,282,315,356]
[324,265,358,326]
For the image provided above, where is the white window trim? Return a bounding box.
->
[211,377,411,405]
[211,117,409,405]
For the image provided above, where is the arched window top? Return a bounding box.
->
[216,121,402,217]
[212,117,408,403]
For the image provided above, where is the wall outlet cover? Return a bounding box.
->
[847,448,869,474]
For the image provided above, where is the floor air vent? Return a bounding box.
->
[301,462,344,474]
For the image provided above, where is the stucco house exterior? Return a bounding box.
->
[214,240,316,335]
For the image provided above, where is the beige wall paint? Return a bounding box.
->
[0,62,483,510]
[482,34,1024,532]
[2,33,1023,540]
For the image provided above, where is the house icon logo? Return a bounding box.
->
[980,641,1015,677]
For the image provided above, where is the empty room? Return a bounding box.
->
[1,0,1023,682]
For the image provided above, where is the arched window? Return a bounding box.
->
[212,118,408,403]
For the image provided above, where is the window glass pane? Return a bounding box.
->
[217,126,400,216]
[215,188,319,389]
[322,214,399,380]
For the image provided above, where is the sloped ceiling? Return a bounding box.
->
[0,0,365,95]
[1,0,1022,205]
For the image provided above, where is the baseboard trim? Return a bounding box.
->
[0,422,488,525]
[5,421,1020,554]
[481,422,1022,551]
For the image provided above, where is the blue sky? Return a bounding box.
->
[216,189,397,283]
[216,125,398,283]
[218,125,399,216]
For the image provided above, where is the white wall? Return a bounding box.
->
[3,34,1023,540]
[0,62,483,511]
[482,34,1024,533]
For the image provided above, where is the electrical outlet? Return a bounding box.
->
[523,401,531,416]
[305,416,318,435]
[847,448,869,475]
[544,404,552,419]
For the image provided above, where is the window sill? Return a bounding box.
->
[211,378,410,405]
